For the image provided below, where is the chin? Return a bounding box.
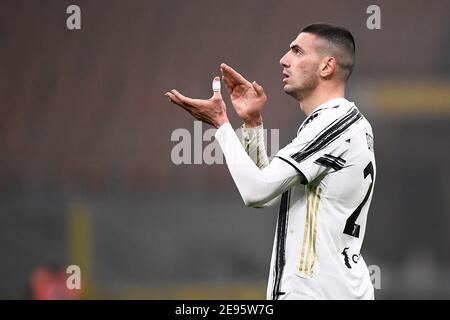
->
[283,85,296,95]
[283,87,299,100]
[283,85,292,94]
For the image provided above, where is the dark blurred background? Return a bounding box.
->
[0,0,449,299]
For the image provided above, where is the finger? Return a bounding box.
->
[252,81,265,96]
[165,92,181,105]
[168,91,189,107]
[211,76,223,100]
[220,63,228,75]
[222,75,234,94]
[166,91,194,116]
[212,76,221,92]
[170,89,185,103]
[221,63,250,85]
[170,89,196,106]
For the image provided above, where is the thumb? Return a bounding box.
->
[252,81,264,96]
[211,76,223,100]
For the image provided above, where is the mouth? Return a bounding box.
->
[282,72,289,82]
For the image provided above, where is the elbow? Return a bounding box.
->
[241,192,257,208]
[243,198,258,208]
[241,192,268,208]
[237,175,277,208]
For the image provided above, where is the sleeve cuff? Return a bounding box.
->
[240,123,262,144]
[214,122,233,142]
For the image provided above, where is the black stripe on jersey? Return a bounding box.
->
[275,156,308,184]
[321,154,346,166]
[272,190,290,300]
[314,154,346,171]
[291,108,363,163]
[297,104,340,135]
[293,109,352,161]
[297,112,319,135]
[292,107,361,162]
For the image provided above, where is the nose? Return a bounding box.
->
[279,52,290,68]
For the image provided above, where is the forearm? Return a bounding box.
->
[239,123,282,207]
[215,122,299,208]
[239,123,269,169]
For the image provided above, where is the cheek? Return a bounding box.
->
[303,60,320,78]
[295,61,314,79]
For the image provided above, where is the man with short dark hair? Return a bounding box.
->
[166,23,376,300]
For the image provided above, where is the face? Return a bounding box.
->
[280,32,323,100]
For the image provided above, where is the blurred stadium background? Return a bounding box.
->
[0,0,449,299]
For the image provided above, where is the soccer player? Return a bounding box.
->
[165,23,376,300]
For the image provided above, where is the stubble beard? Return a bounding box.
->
[283,75,318,101]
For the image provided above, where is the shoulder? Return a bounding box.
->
[299,100,362,140]
[317,100,360,123]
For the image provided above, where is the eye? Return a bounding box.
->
[291,47,302,56]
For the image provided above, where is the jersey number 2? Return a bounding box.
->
[343,161,374,238]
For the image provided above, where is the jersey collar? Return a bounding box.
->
[297,98,350,136]
[309,97,349,115]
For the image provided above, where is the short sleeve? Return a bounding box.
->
[275,107,362,184]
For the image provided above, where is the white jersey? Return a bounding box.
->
[214,97,376,300]
[267,98,376,300]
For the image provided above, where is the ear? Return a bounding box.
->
[320,56,336,78]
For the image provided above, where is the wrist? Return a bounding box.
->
[214,116,229,129]
[243,115,263,128]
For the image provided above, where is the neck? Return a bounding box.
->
[298,83,345,116]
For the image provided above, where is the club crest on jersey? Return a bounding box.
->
[341,247,361,269]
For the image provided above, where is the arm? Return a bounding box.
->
[222,63,287,207]
[239,124,283,207]
[240,124,269,169]
[165,74,302,208]
[215,122,300,208]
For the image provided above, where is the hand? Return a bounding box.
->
[221,63,267,127]
[165,77,229,129]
